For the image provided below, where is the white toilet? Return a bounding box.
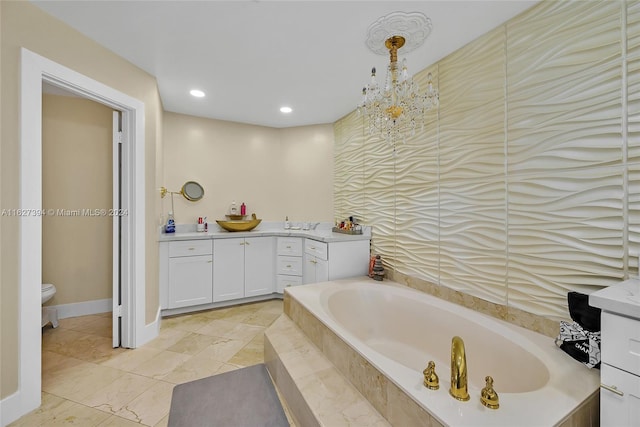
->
[42,283,58,328]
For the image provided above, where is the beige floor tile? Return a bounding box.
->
[144,328,191,350]
[165,332,221,355]
[73,316,113,338]
[9,392,111,426]
[160,313,214,332]
[96,415,146,426]
[197,318,265,342]
[57,315,105,331]
[196,306,233,320]
[43,361,125,402]
[42,350,85,375]
[101,347,163,372]
[68,334,127,364]
[114,380,174,426]
[256,298,285,314]
[130,351,191,379]
[42,328,88,353]
[153,414,169,427]
[227,342,264,366]
[183,336,248,364]
[241,310,281,327]
[79,373,157,414]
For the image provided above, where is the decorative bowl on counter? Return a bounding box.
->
[216,213,261,232]
[226,214,245,220]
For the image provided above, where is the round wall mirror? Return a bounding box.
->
[181,181,204,201]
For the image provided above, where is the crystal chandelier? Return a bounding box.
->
[358,12,439,148]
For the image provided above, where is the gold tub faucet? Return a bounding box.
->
[450,336,470,401]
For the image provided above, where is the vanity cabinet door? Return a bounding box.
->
[168,254,213,308]
[213,238,245,302]
[601,363,640,426]
[244,237,275,297]
[303,254,328,284]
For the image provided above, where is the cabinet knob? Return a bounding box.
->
[188,247,195,250]
[207,260,213,263]
[286,265,292,268]
[600,383,624,396]
[286,245,291,248]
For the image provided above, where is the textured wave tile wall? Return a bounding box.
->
[333,111,366,224]
[334,0,637,322]
[506,1,624,318]
[438,27,508,305]
[393,67,440,284]
[628,0,640,269]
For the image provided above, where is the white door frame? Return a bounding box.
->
[9,48,148,422]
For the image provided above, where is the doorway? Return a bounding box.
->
[41,90,119,345]
[15,48,151,419]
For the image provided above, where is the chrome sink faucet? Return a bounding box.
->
[450,336,470,401]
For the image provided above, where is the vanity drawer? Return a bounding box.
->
[169,240,212,257]
[277,237,303,256]
[277,256,303,276]
[277,274,303,292]
[601,311,640,376]
[304,239,328,260]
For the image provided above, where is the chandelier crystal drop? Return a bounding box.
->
[357,13,439,148]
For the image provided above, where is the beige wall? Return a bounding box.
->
[335,0,640,322]
[1,1,162,398]
[42,94,113,305]
[163,113,334,225]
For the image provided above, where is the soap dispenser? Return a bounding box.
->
[229,201,238,215]
[284,216,290,229]
[165,211,176,233]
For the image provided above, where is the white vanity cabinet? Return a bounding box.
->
[276,237,303,292]
[302,238,369,285]
[589,278,640,427]
[303,240,329,284]
[165,240,213,309]
[213,237,275,302]
[599,312,640,426]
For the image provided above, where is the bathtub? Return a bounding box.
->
[286,279,600,426]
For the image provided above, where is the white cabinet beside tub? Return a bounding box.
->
[303,239,369,285]
[589,278,640,427]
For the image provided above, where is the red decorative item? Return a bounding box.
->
[368,255,376,278]
[240,202,246,216]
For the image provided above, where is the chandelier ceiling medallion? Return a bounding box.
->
[358,12,439,148]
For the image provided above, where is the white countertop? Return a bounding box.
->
[158,221,371,244]
[589,278,640,320]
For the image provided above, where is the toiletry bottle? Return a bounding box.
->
[204,216,208,232]
[284,216,290,229]
[165,211,176,233]
[240,202,246,216]
[230,201,238,215]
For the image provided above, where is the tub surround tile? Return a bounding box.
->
[387,382,440,427]
[389,269,559,338]
[347,352,389,417]
[265,314,389,427]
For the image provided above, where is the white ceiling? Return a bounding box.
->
[32,1,538,128]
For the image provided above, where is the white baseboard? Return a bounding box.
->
[48,298,112,319]
[1,389,38,427]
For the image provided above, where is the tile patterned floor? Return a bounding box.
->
[10,299,293,426]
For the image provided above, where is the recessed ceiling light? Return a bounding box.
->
[280,106,292,113]
[190,89,205,98]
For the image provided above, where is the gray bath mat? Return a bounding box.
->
[168,363,288,427]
